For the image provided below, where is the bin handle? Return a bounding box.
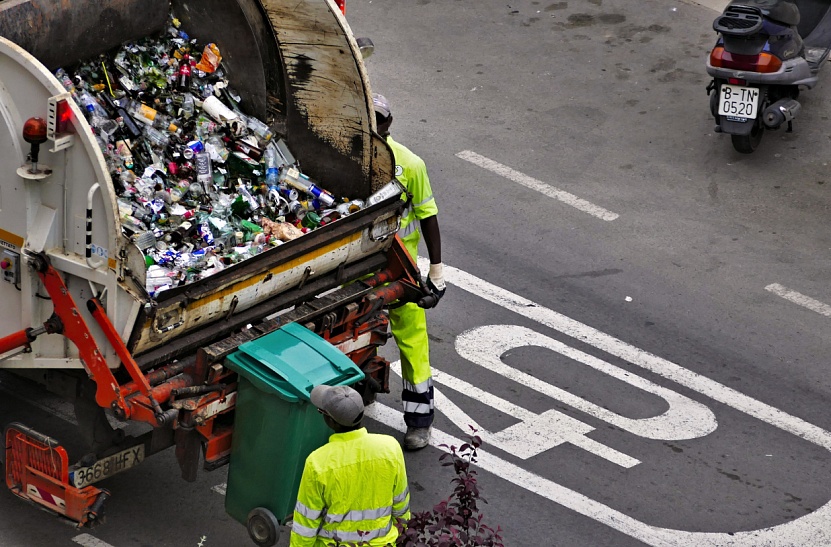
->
[281,323,355,374]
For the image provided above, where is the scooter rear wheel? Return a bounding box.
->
[731,124,764,154]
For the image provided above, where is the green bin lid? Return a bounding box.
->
[224,323,365,402]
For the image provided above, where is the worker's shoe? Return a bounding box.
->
[403,426,431,451]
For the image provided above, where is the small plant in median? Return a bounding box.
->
[395,427,504,547]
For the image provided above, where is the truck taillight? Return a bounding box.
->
[47,93,75,152]
[335,0,345,14]
[56,100,73,133]
[710,46,782,74]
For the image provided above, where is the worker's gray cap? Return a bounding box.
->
[372,93,391,119]
[311,385,364,427]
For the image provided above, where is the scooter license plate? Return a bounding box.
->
[718,84,760,119]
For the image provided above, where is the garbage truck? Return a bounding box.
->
[0,0,429,534]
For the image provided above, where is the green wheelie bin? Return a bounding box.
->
[223,322,365,546]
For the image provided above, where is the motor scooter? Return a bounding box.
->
[706,0,831,153]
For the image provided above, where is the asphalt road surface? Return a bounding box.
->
[3,0,831,546]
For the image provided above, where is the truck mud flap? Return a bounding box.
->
[4,422,109,527]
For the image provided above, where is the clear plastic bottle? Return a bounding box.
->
[264,146,280,186]
[181,92,195,119]
[237,183,260,212]
[79,91,109,120]
[206,135,229,163]
[245,114,274,145]
[143,126,170,150]
[194,115,217,140]
[54,68,77,96]
[129,101,180,133]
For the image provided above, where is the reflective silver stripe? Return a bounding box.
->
[393,486,410,504]
[403,401,433,414]
[324,505,392,524]
[294,501,324,521]
[414,194,434,207]
[402,378,432,394]
[291,521,320,538]
[392,503,410,518]
[398,218,419,239]
[319,521,392,542]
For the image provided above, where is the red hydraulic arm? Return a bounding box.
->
[0,328,37,355]
[0,253,126,411]
[0,252,191,426]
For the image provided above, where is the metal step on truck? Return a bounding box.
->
[0,0,429,538]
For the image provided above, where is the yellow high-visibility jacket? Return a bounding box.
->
[290,428,411,547]
[386,136,438,261]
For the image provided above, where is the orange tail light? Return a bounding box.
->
[710,46,783,73]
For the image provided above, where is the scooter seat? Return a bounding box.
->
[727,0,800,26]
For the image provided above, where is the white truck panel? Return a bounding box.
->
[0,36,143,369]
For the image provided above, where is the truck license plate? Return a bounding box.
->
[718,84,760,119]
[71,445,145,488]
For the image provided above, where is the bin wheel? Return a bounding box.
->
[247,507,280,547]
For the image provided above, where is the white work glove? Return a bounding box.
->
[428,263,446,290]
[426,262,446,302]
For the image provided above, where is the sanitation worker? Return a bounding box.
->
[373,92,446,451]
[290,384,411,546]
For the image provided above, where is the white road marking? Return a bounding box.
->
[211,483,227,496]
[409,257,831,544]
[72,534,116,547]
[766,283,831,317]
[456,325,717,441]
[455,150,620,221]
[368,401,831,546]
[420,257,831,450]
[398,361,640,467]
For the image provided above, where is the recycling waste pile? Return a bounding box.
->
[55,13,388,298]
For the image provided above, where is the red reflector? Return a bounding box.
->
[56,99,74,134]
[335,0,345,15]
[728,78,747,86]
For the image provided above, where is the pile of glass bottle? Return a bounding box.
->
[55,14,369,297]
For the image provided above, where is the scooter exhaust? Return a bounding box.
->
[763,98,801,129]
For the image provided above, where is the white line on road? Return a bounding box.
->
[368,400,831,546]
[422,257,831,450]
[455,150,620,221]
[406,361,640,467]
[765,283,831,317]
[72,534,116,547]
[211,483,227,496]
[413,257,831,545]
